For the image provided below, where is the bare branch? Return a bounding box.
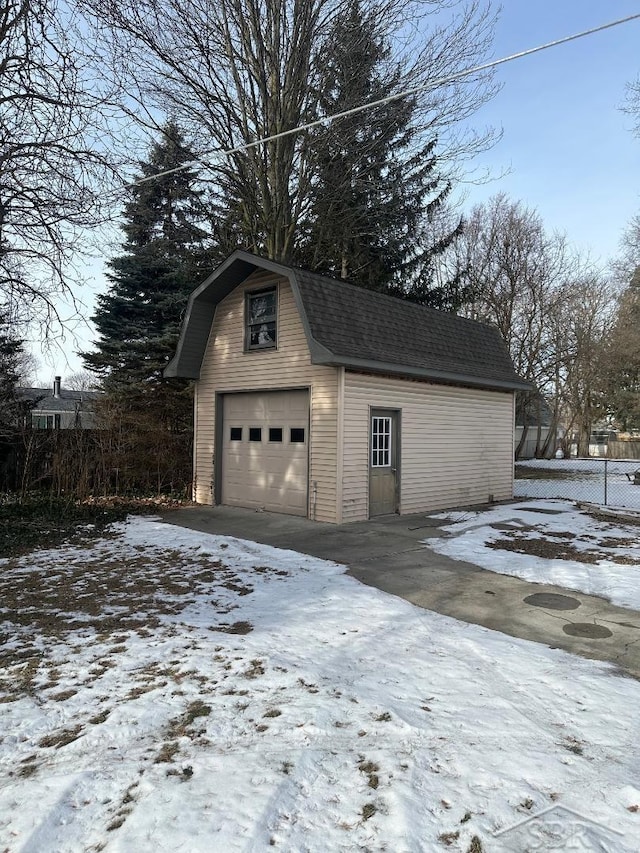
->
[0,0,123,333]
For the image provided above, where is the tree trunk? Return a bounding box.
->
[576,420,591,458]
[515,424,528,459]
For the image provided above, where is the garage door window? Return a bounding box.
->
[249,427,262,441]
[290,428,305,443]
[269,428,283,442]
[230,427,242,441]
[246,288,277,350]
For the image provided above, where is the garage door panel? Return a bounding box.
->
[221,391,309,516]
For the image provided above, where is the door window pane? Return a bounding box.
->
[269,427,283,442]
[371,417,391,467]
[290,428,305,443]
[230,427,242,441]
[249,427,262,442]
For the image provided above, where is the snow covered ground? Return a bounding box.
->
[430,499,640,611]
[515,457,640,509]
[1,516,639,852]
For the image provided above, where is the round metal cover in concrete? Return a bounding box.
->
[563,623,613,639]
[524,592,581,611]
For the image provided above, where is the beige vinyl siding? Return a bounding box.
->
[194,271,339,522]
[342,372,514,522]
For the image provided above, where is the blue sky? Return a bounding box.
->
[40,1,640,381]
[460,1,640,262]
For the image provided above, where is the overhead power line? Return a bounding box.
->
[133,12,640,187]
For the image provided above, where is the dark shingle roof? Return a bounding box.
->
[293,269,526,389]
[18,387,101,413]
[165,251,530,392]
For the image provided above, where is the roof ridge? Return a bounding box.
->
[293,267,497,333]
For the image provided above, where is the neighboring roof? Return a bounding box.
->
[165,250,531,392]
[18,387,101,414]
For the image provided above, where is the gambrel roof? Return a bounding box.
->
[165,250,530,392]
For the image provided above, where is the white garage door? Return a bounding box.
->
[222,390,309,516]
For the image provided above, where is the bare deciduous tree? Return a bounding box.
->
[451,194,573,454]
[612,215,640,283]
[451,194,613,457]
[624,75,640,138]
[551,278,613,456]
[0,0,119,330]
[81,0,498,261]
[65,369,99,391]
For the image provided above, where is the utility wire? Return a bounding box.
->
[133,12,640,186]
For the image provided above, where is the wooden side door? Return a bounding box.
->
[369,409,399,517]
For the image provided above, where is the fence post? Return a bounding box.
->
[604,459,608,506]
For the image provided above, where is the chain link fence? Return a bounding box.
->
[515,459,640,510]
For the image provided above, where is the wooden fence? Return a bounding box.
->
[607,440,640,460]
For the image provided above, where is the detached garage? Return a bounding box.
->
[165,251,530,523]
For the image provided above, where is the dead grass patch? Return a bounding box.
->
[0,542,253,650]
[89,709,110,725]
[583,507,640,528]
[488,533,638,565]
[243,660,265,679]
[155,741,180,763]
[38,725,83,749]
[106,810,131,832]
[358,758,380,789]
[49,689,77,702]
[0,656,41,701]
[167,700,212,739]
[17,761,39,778]
[222,580,253,596]
[211,621,253,635]
[562,736,584,755]
[361,803,377,821]
[374,712,392,722]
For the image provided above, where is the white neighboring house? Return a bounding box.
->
[19,376,102,430]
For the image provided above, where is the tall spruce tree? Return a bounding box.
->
[300,0,463,308]
[0,316,25,440]
[84,122,212,430]
[606,268,640,430]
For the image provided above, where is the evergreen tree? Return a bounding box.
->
[606,268,640,430]
[83,121,213,430]
[300,0,463,308]
[0,316,25,439]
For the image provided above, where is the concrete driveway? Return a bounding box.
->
[161,504,640,679]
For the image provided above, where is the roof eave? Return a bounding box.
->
[310,353,533,392]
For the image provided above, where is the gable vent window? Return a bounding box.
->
[246,287,277,350]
